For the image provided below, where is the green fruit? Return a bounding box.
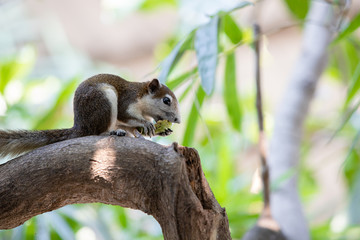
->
[155,120,172,134]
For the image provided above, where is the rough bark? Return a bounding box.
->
[268,1,343,240]
[0,136,231,240]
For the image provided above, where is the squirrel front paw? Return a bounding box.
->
[143,122,156,137]
[156,128,173,136]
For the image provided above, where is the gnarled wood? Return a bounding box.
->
[0,136,231,240]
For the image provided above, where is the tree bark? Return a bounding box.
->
[268,1,343,240]
[0,136,231,240]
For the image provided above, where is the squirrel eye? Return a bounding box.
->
[163,97,171,106]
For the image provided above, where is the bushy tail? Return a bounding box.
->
[0,128,76,158]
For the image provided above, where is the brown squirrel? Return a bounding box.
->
[0,74,181,157]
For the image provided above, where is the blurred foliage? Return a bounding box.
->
[0,46,36,95]
[283,0,310,20]
[1,0,360,239]
[335,12,360,43]
[332,11,360,224]
[224,52,242,132]
[182,85,206,146]
[139,0,177,11]
[32,77,78,130]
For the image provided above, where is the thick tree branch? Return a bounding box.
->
[0,136,231,240]
[268,1,345,240]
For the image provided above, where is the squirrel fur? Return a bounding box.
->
[0,74,181,158]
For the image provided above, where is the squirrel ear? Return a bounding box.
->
[148,79,161,94]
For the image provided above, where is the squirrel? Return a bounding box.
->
[0,73,181,158]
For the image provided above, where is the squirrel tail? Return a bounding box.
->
[0,128,77,158]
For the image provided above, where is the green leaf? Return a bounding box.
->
[195,16,219,95]
[342,39,360,76]
[0,60,17,94]
[158,41,183,84]
[166,67,197,90]
[179,79,195,102]
[310,223,331,239]
[222,14,242,44]
[26,222,38,240]
[182,86,206,146]
[335,13,360,42]
[328,43,353,82]
[330,39,360,135]
[283,0,310,20]
[216,137,234,204]
[345,61,360,107]
[117,207,128,229]
[0,46,36,94]
[158,32,194,83]
[140,0,176,11]
[33,77,79,130]
[344,146,360,188]
[332,98,360,137]
[224,53,242,132]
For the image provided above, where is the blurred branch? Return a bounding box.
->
[242,24,286,240]
[268,1,347,240]
[253,24,269,209]
[0,136,231,240]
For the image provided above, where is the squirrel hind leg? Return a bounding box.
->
[109,129,127,137]
[156,128,173,136]
[133,129,145,139]
[109,128,142,138]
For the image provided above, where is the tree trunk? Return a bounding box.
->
[268,1,344,239]
[0,136,231,240]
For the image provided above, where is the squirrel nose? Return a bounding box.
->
[174,117,181,124]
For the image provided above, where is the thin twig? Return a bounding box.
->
[253,24,270,210]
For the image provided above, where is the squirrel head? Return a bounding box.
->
[143,79,181,124]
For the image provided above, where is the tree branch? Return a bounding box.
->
[242,24,286,240]
[0,136,231,240]
[268,1,345,240]
[253,23,270,211]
